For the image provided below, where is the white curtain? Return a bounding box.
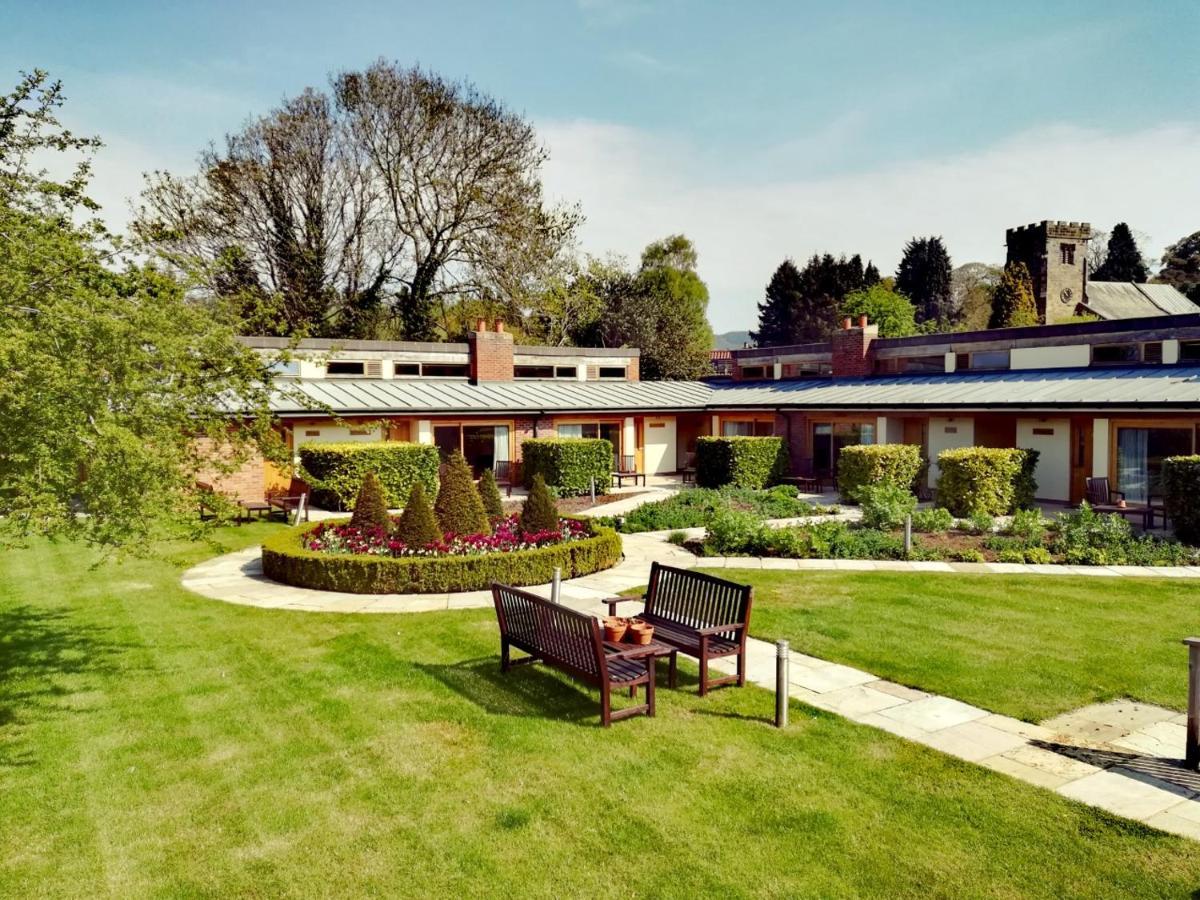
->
[1117,428,1149,503]
[556,424,582,439]
[493,425,509,463]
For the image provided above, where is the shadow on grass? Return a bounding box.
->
[0,604,131,768]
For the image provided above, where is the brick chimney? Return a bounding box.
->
[831,316,877,379]
[467,319,514,382]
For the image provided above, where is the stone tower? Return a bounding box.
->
[1005,220,1091,324]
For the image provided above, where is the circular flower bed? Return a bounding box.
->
[262,515,621,594]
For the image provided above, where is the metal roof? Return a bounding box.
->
[271,366,1200,416]
[1083,282,1200,319]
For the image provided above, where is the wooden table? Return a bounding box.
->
[604,638,679,693]
[237,500,272,523]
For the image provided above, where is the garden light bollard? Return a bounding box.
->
[590,476,596,505]
[1185,637,1200,769]
[903,514,912,557]
[551,567,561,604]
[775,639,790,728]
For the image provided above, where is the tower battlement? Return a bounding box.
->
[1005,219,1091,325]
[1006,220,1092,240]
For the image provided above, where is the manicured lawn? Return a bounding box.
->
[5,533,1200,896]
[712,568,1200,722]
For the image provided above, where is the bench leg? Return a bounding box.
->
[646,660,656,717]
[501,639,511,673]
[668,651,678,689]
[601,683,612,728]
[737,648,746,687]
[698,635,709,696]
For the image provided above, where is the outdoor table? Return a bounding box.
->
[603,637,678,696]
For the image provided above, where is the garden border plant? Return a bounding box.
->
[262,518,622,594]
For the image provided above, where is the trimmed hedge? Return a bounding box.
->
[836,444,922,502]
[935,447,1024,517]
[1012,448,1040,512]
[521,438,612,497]
[1163,456,1200,545]
[695,436,787,489]
[299,442,439,511]
[262,519,622,594]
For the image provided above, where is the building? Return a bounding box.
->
[1081,282,1199,320]
[202,314,1200,513]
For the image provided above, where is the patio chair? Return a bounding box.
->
[612,454,646,488]
[1084,476,1146,526]
[267,477,310,523]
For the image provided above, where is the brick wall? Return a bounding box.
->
[513,416,550,459]
[468,319,514,382]
[831,319,878,378]
[626,357,639,381]
[193,437,266,502]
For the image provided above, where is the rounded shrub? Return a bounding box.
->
[520,474,560,534]
[521,438,612,497]
[395,482,442,546]
[349,472,390,530]
[935,447,1024,517]
[299,441,439,510]
[436,450,491,537]
[477,468,505,518]
[695,436,787,489]
[856,483,916,529]
[262,519,622,594]
[836,444,922,503]
[1162,455,1200,546]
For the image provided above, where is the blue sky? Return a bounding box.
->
[6,0,1199,330]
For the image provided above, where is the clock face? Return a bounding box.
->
[1060,287,1074,305]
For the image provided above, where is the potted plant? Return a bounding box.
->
[628,619,654,645]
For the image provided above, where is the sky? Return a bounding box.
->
[5,0,1199,331]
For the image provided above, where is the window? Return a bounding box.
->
[422,363,469,378]
[969,350,1010,370]
[1182,342,1200,363]
[555,366,578,378]
[1060,243,1076,265]
[598,366,626,379]
[739,365,766,379]
[515,365,554,379]
[901,355,945,374]
[431,423,512,474]
[326,361,365,376]
[1116,426,1193,503]
[555,421,622,457]
[811,422,875,475]
[1092,343,1140,366]
[722,419,774,437]
[393,362,420,377]
[270,360,300,376]
[784,362,832,377]
[1143,342,1163,364]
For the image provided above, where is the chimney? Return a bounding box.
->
[831,317,878,379]
[468,318,514,382]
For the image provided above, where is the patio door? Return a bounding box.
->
[1115,426,1192,503]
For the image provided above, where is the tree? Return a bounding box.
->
[519,474,559,534]
[1092,223,1148,282]
[863,261,881,286]
[840,285,918,337]
[434,450,491,536]
[895,236,953,326]
[951,263,1002,332]
[0,71,284,550]
[1159,231,1200,303]
[751,260,804,347]
[137,61,579,340]
[988,262,1039,328]
[751,253,863,346]
[349,472,389,529]
[477,468,505,518]
[394,482,442,546]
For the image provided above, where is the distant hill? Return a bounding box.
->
[713,330,752,350]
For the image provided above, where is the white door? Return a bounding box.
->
[643,417,677,475]
[292,425,382,463]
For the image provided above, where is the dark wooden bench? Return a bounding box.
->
[267,477,309,523]
[492,583,657,727]
[612,454,646,488]
[606,562,752,696]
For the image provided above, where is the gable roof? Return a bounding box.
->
[1082,282,1199,319]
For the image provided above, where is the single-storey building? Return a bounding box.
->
[211,314,1200,509]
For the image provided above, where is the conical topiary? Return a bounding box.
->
[520,474,560,535]
[394,482,442,547]
[349,471,390,530]
[435,450,491,536]
[478,468,505,518]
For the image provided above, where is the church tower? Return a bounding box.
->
[1005,221,1091,324]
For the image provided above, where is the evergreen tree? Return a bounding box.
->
[434,450,491,536]
[477,468,505,518]
[349,471,390,529]
[519,474,560,534]
[863,261,881,286]
[1092,222,1149,282]
[896,236,954,326]
[751,260,804,346]
[988,262,1039,328]
[394,482,442,546]
[751,253,865,346]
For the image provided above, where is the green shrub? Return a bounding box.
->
[1006,508,1046,543]
[1048,502,1195,566]
[935,447,1024,516]
[436,450,491,537]
[857,483,917,529]
[996,548,1027,564]
[477,468,505,518]
[704,508,767,555]
[911,507,954,533]
[667,530,688,546]
[951,549,986,563]
[520,474,560,534]
[695,436,787,489]
[299,441,439,511]
[1162,456,1200,546]
[395,482,442,546]
[1024,546,1052,564]
[609,485,828,533]
[1012,449,1040,512]
[966,510,996,535]
[348,471,390,529]
[521,438,612,497]
[262,519,621,593]
[836,444,923,503]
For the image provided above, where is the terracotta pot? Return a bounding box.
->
[603,618,628,642]
[1117,499,1127,508]
[629,621,654,644]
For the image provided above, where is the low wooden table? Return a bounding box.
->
[237,500,271,523]
[604,637,679,692]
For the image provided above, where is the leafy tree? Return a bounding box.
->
[896,236,954,326]
[477,468,505,517]
[751,253,863,346]
[1092,223,1148,282]
[394,482,442,545]
[840,285,918,337]
[951,263,1002,331]
[519,474,560,534]
[1159,231,1200,303]
[349,472,390,529]
[0,70,283,550]
[988,262,1039,328]
[434,450,491,536]
[863,261,881,286]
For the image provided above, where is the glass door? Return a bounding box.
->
[1116,426,1192,503]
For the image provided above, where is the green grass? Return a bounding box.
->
[4,532,1200,896]
[712,568,1200,722]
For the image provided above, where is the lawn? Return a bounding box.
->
[5,532,1200,897]
[715,568,1200,722]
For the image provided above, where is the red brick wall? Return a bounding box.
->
[468,325,514,382]
[193,437,266,502]
[831,323,878,378]
[513,416,551,460]
[627,357,639,381]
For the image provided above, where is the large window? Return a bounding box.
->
[432,423,511,475]
[1116,426,1193,503]
[722,419,774,437]
[556,421,622,461]
[811,422,875,475]
[326,361,365,376]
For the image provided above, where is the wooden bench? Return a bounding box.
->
[612,454,646,488]
[492,583,657,727]
[267,477,309,523]
[606,562,752,696]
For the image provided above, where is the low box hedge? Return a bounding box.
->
[935,447,1024,517]
[262,519,622,594]
[521,438,612,497]
[298,441,439,511]
[1162,456,1200,545]
[836,444,922,502]
[695,436,787,489]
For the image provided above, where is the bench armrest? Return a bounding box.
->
[604,596,643,616]
[696,622,746,636]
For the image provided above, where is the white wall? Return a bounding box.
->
[1010,345,1090,370]
[1016,418,1071,501]
[292,424,383,463]
[642,416,677,475]
[927,417,974,487]
[1092,418,1110,478]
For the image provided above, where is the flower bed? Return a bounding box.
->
[263,516,621,594]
